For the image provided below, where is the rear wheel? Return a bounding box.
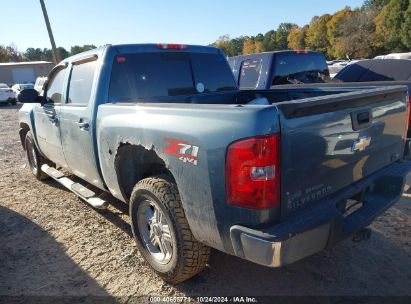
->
[25,131,50,180]
[130,175,210,284]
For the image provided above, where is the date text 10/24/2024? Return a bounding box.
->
[149,296,258,303]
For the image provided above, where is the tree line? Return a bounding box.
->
[1,0,409,63]
[212,0,410,59]
[0,44,96,63]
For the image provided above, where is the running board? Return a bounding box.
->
[41,164,108,209]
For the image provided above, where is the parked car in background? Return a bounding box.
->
[335,59,411,82]
[34,76,47,94]
[374,52,411,60]
[0,83,16,105]
[12,83,34,99]
[228,50,329,89]
[18,44,411,283]
[328,60,360,78]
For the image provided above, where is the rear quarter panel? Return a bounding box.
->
[96,103,281,253]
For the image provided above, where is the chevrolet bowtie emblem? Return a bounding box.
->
[352,136,371,152]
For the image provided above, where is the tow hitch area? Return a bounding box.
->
[352,228,372,242]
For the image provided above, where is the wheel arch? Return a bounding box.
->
[114,143,175,202]
[19,122,30,150]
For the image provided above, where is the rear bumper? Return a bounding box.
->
[230,160,411,267]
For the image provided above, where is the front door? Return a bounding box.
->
[59,57,104,189]
[33,66,67,167]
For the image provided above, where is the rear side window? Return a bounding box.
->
[46,68,66,104]
[67,59,97,105]
[239,59,262,89]
[108,52,236,101]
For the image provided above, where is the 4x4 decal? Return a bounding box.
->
[163,138,199,166]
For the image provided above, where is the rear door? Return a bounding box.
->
[277,87,408,217]
[59,56,104,188]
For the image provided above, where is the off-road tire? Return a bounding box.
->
[25,131,50,181]
[129,175,210,284]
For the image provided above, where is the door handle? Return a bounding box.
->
[77,121,90,131]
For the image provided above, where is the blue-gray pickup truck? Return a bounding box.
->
[18,43,411,283]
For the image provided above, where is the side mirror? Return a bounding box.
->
[17,89,41,103]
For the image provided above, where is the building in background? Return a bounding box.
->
[0,61,53,85]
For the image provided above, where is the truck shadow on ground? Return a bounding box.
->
[176,196,411,296]
[0,205,117,302]
[44,176,133,238]
[174,224,410,296]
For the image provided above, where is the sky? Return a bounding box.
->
[1,0,365,52]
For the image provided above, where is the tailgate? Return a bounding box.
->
[276,86,408,217]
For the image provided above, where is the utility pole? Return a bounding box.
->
[39,0,59,64]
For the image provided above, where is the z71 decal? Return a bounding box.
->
[163,138,199,166]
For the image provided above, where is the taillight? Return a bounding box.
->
[295,50,308,54]
[226,134,280,209]
[156,43,188,50]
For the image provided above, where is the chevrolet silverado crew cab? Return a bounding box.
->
[18,43,411,283]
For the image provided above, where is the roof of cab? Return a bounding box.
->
[228,50,324,60]
[60,43,222,65]
[112,43,221,54]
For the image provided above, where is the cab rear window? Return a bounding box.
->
[108,52,236,101]
[272,52,329,85]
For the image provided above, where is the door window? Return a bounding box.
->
[67,59,97,105]
[46,68,66,104]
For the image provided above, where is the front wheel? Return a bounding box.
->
[25,131,50,180]
[129,175,210,284]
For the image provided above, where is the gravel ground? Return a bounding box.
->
[0,104,410,300]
